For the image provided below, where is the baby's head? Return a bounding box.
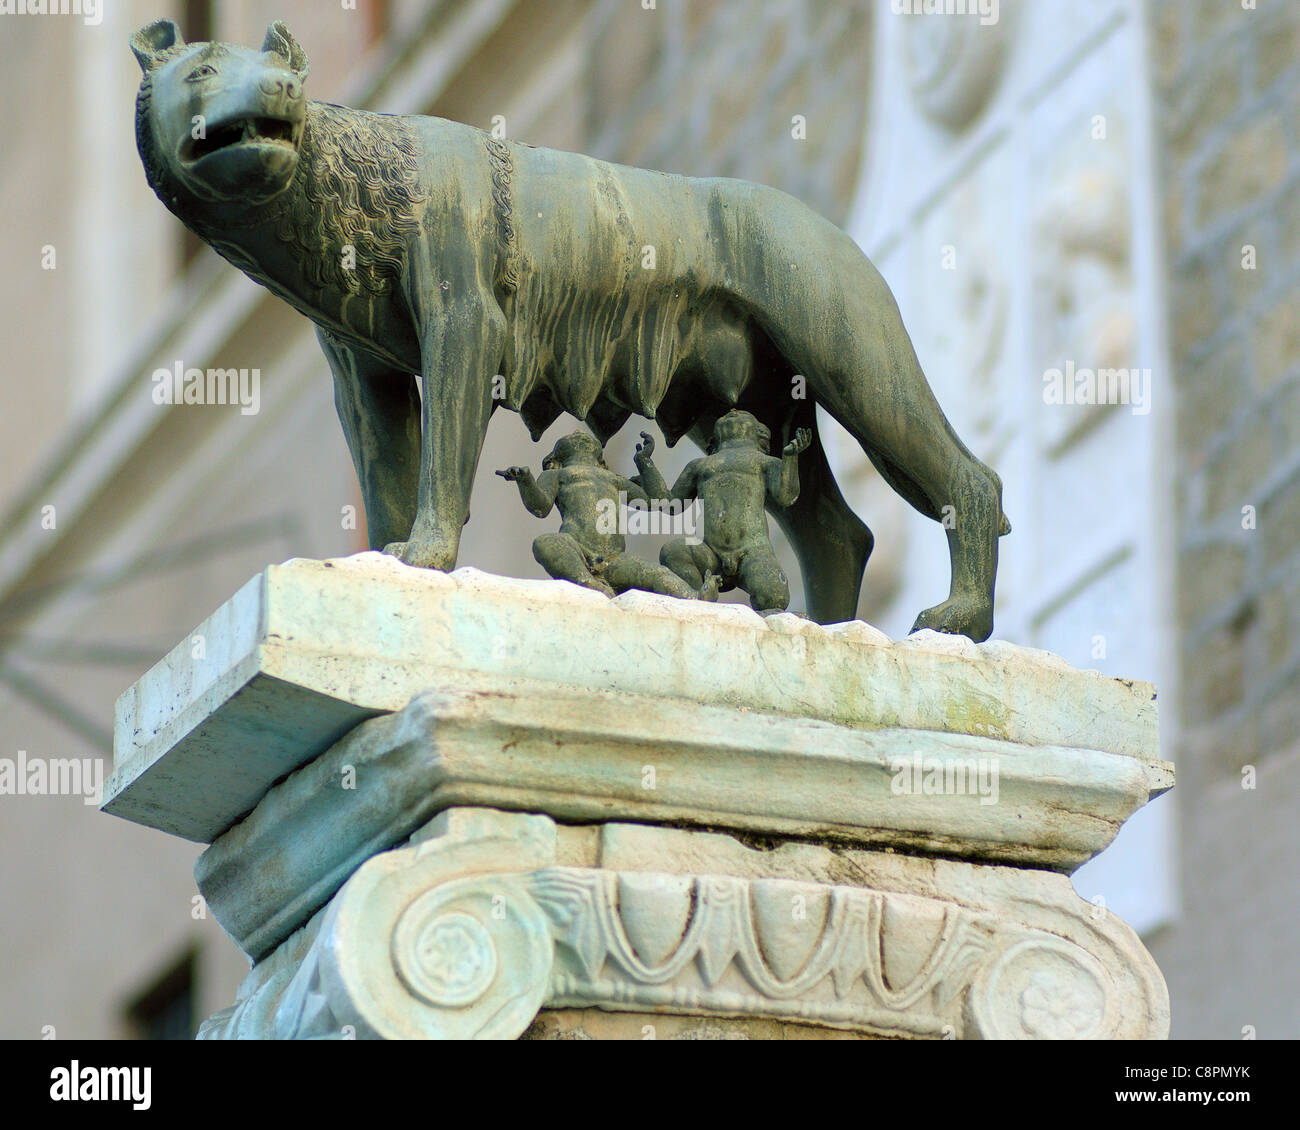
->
[543,430,606,470]
[710,409,770,454]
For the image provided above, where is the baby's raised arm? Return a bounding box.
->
[497,466,560,518]
[631,431,671,503]
[764,427,811,508]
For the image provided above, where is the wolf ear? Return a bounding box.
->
[262,21,309,78]
[130,18,185,73]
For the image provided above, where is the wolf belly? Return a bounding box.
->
[498,152,781,447]
[507,282,765,445]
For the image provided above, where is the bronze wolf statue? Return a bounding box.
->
[131,18,1010,640]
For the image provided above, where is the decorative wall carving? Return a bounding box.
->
[902,5,1014,131]
[1033,115,1136,455]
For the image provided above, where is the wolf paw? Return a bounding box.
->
[910,597,993,643]
[394,534,457,571]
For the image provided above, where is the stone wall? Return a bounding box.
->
[1146,0,1300,1037]
[581,0,871,227]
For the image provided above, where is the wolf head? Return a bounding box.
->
[132,18,308,207]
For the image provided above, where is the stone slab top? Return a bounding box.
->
[105,553,1164,843]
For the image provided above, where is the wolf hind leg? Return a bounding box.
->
[766,413,874,626]
[812,354,1004,642]
[908,455,1000,642]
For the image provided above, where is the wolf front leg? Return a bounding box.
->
[401,296,507,570]
[317,329,421,552]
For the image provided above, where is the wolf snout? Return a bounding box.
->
[258,74,304,114]
[257,74,299,97]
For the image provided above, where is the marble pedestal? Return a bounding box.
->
[103,553,1172,1039]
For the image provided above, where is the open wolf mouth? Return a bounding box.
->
[184,116,299,162]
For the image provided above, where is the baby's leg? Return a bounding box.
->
[737,544,791,612]
[605,554,700,600]
[660,539,720,590]
[533,532,615,597]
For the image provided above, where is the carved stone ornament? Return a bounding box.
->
[902,2,1014,131]
[197,809,1168,1040]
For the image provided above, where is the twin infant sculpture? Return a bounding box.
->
[499,412,810,612]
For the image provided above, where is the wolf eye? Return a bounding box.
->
[186,64,217,82]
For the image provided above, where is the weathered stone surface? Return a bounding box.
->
[195,677,1171,961]
[197,808,1170,1041]
[106,553,1162,843]
[521,1010,876,1040]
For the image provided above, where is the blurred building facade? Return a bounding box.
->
[0,0,1294,1038]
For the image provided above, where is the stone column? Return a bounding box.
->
[104,554,1172,1039]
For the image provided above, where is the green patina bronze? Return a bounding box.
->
[131,18,1010,640]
